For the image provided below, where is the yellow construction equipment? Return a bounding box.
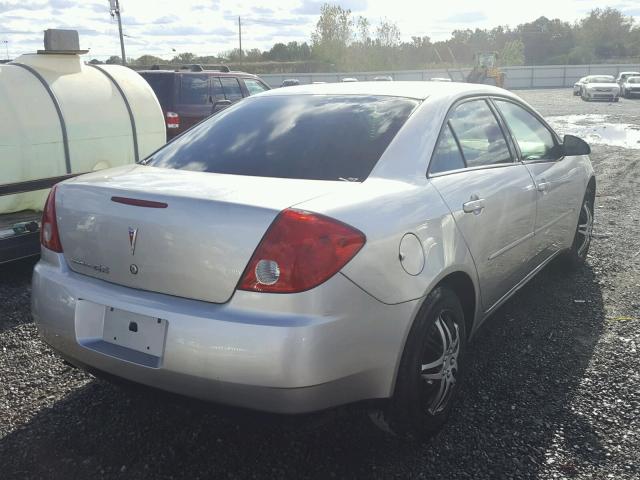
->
[466,52,506,88]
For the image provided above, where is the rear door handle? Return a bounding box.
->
[536,181,550,192]
[463,197,485,214]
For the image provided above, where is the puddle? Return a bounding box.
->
[547,114,640,149]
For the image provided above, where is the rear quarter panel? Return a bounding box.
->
[297,178,479,308]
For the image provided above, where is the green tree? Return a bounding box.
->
[134,54,164,66]
[170,52,196,64]
[501,39,525,65]
[311,4,353,67]
[376,19,400,48]
[105,55,121,64]
[576,8,634,60]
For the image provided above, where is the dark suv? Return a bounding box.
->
[139,64,271,139]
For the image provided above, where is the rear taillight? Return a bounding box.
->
[238,209,366,294]
[41,185,63,253]
[166,111,180,129]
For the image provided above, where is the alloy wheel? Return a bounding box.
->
[577,201,593,257]
[420,312,461,415]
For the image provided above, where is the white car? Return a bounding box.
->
[573,77,587,96]
[581,75,620,102]
[341,77,359,82]
[620,75,640,98]
[616,71,640,91]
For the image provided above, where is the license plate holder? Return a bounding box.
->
[102,307,167,357]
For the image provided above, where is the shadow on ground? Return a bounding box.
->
[0,260,605,479]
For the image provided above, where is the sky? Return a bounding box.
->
[1,0,639,60]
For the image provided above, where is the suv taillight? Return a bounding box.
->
[166,111,180,129]
[41,185,63,253]
[238,209,365,293]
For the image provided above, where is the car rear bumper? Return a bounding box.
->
[32,250,418,413]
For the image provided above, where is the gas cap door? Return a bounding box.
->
[399,233,425,276]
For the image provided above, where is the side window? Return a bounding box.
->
[180,74,209,105]
[448,100,512,168]
[211,77,225,101]
[244,79,269,96]
[430,123,466,174]
[220,77,243,101]
[494,100,559,161]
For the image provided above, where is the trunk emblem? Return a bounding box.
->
[130,264,139,275]
[128,227,138,256]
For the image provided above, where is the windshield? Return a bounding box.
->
[588,76,614,83]
[146,95,419,181]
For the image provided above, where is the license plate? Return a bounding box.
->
[102,307,168,357]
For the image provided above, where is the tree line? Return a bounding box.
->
[95,5,640,73]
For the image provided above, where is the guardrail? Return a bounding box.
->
[259,63,640,89]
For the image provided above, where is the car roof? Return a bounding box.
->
[586,75,615,80]
[138,69,259,78]
[259,81,513,100]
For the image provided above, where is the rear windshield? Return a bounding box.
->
[146,95,419,181]
[140,73,174,107]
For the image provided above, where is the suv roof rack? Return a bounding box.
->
[149,64,231,73]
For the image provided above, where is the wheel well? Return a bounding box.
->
[437,272,476,338]
[587,176,596,197]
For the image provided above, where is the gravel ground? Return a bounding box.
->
[1,89,639,479]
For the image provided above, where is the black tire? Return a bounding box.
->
[370,287,467,439]
[560,184,595,268]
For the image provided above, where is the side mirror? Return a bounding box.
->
[212,99,231,112]
[562,134,591,156]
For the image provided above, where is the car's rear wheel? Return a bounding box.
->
[369,287,467,439]
[561,185,594,268]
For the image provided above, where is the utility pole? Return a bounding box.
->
[109,0,126,65]
[238,16,242,63]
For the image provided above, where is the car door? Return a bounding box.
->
[492,98,582,263]
[428,98,538,311]
[177,73,212,132]
[219,77,244,105]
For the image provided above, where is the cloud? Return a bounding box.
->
[143,24,235,37]
[49,0,75,8]
[192,0,220,12]
[252,6,274,15]
[0,1,45,13]
[443,11,488,23]
[293,0,367,15]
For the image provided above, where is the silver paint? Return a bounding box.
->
[32,82,595,413]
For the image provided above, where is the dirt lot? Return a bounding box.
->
[1,89,638,480]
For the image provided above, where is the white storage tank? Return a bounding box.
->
[0,29,166,215]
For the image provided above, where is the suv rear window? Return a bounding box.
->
[139,73,173,108]
[147,95,418,181]
[180,74,209,104]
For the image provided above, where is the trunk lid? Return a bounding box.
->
[57,165,347,303]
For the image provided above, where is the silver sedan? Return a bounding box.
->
[32,82,595,438]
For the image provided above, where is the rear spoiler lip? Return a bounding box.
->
[0,173,87,197]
